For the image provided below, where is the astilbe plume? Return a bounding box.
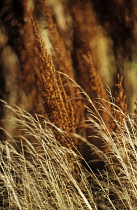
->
[39,0,87,148]
[31,17,77,147]
[112,73,128,135]
[68,0,111,122]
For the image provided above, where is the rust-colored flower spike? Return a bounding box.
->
[113,73,128,128]
[42,0,74,79]
[134,100,137,127]
[0,0,75,153]
[41,1,76,130]
[39,1,87,148]
[69,0,111,126]
[31,18,78,148]
[68,0,112,166]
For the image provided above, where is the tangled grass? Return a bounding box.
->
[0,99,137,210]
[0,1,137,209]
[0,102,95,210]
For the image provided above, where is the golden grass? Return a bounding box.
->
[1,95,137,209]
[0,101,95,210]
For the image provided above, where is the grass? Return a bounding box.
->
[0,1,136,209]
[0,102,95,210]
[1,95,137,210]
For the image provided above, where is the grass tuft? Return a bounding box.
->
[0,98,137,209]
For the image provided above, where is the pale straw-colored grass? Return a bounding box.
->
[1,94,137,209]
[0,101,95,210]
[83,96,137,209]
